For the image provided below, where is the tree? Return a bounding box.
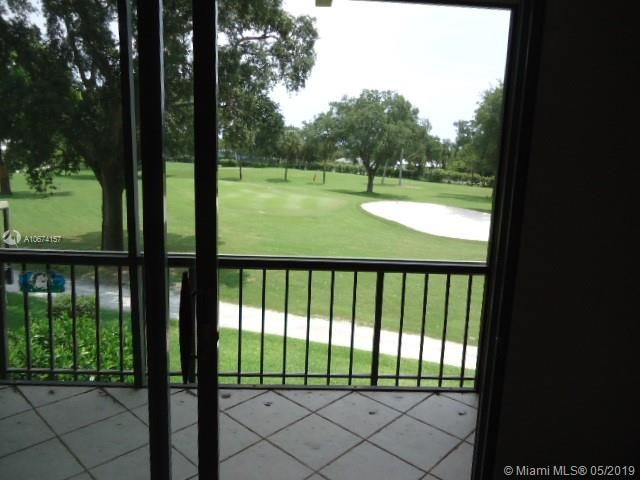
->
[250,99,284,161]
[0,10,78,195]
[1,0,317,250]
[451,83,504,177]
[403,119,435,178]
[301,112,336,183]
[438,139,455,170]
[218,0,317,160]
[278,126,302,181]
[330,90,419,193]
[470,83,503,176]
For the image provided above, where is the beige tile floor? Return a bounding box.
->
[0,385,477,480]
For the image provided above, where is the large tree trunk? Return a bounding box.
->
[100,168,125,251]
[366,171,375,193]
[0,149,12,195]
[235,151,242,180]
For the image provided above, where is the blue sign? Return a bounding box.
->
[19,272,65,293]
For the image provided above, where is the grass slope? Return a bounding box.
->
[6,294,473,388]
[3,164,493,343]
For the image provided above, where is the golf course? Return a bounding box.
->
[4,163,492,386]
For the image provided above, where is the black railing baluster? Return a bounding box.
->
[304,270,312,386]
[71,265,78,381]
[0,260,7,379]
[417,273,429,387]
[395,273,407,387]
[260,269,266,385]
[178,268,196,384]
[237,268,243,384]
[438,274,452,387]
[371,272,384,386]
[46,264,54,380]
[21,264,31,380]
[460,275,473,387]
[348,272,358,386]
[94,266,101,381]
[118,267,125,382]
[326,271,335,385]
[282,269,289,385]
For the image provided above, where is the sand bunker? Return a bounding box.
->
[361,201,491,241]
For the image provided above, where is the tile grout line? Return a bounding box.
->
[424,436,471,478]
[101,388,202,474]
[270,388,351,413]
[12,386,97,479]
[221,389,362,472]
[17,385,96,409]
[35,390,137,438]
[219,388,268,411]
[305,392,433,476]
[439,391,479,409]
[398,392,478,442]
[4,386,475,478]
[0,385,42,421]
[265,390,437,476]
[309,390,476,477]
[223,403,318,465]
[258,389,418,475]
[360,390,434,415]
[32,387,154,478]
[403,410,475,442]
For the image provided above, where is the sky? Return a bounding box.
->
[270,0,511,141]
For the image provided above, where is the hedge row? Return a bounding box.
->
[422,169,495,187]
[216,160,494,187]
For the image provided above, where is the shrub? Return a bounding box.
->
[8,295,134,382]
[422,168,495,187]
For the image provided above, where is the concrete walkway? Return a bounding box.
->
[7,281,477,370]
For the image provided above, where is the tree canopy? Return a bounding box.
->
[218,0,317,156]
[328,90,420,193]
[0,8,77,195]
[451,83,504,177]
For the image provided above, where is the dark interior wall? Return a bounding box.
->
[493,0,639,469]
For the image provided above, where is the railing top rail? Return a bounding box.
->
[0,249,487,274]
[0,249,131,266]
[217,255,487,274]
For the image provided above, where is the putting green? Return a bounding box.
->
[222,181,347,217]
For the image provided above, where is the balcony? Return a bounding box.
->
[0,384,477,480]
[0,252,483,478]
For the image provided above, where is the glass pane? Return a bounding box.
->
[1,2,132,251]
[218,1,510,262]
[163,3,195,253]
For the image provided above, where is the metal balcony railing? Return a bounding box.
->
[0,249,486,390]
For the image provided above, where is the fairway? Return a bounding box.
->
[3,163,493,344]
[4,163,492,259]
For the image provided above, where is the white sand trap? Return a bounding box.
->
[362,201,491,241]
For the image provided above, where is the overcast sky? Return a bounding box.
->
[270,0,511,141]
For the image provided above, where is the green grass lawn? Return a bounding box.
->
[6,293,473,388]
[3,164,492,344]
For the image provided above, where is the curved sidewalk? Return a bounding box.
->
[217,302,477,370]
[8,281,477,369]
